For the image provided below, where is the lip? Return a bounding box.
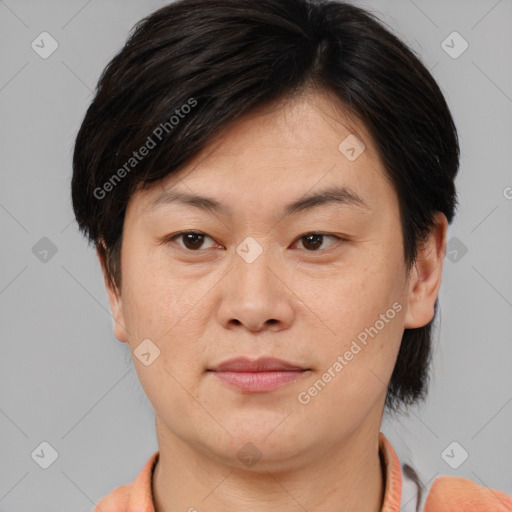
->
[208,357,310,393]
[209,356,307,372]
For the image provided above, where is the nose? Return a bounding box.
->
[216,242,295,333]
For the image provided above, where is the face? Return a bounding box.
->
[101,90,446,470]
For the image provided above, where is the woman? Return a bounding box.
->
[71,0,512,510]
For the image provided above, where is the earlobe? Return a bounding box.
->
[96,245,129,343]
[403,212,448,329]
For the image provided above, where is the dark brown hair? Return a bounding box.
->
[71,0,459,412]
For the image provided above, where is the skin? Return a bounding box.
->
[98,89,447,512]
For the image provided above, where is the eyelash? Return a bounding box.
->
[163,230,346,254]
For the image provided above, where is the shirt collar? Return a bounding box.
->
[126,432,403,511]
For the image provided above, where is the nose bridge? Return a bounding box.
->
[232,235,277,299]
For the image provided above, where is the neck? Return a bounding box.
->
[152,421,385,512]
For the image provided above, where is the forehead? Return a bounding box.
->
[132,90,395,219]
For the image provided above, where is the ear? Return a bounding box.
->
[96,243,129,343]
[403,212,448,329]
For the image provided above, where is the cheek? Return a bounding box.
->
[299,254,401,333]
[295,251,405,385]
[121,252,214,372]
[296,304,404,426]
[120,249,188,334]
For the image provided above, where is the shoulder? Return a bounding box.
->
[425,475,512,511]
[92,483,131,511]
[90,450,159,512]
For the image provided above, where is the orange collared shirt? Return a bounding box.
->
[92,433,512,512]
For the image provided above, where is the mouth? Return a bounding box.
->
[207,357,311,393]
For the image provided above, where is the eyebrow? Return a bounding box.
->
[148,185,371,218]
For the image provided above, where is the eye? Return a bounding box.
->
[293,233,343,252]
[163,231,345,253]
[167,231,218,251]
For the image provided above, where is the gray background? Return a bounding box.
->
[1,0,511,510]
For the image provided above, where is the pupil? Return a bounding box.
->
[304,234,322,250]
[185,233,203,249]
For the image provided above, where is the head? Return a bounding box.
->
[72,0,458,466]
